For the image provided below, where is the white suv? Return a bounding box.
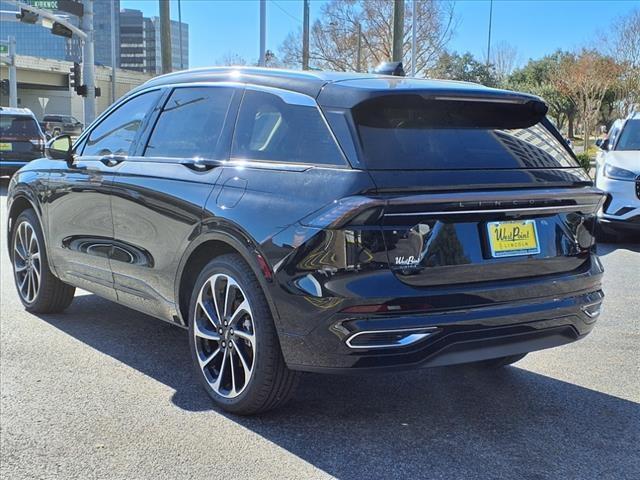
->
[595,112,640,241]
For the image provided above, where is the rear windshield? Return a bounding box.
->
[0,115,41,138]
[615,119,640,151]
[352,95,577,170]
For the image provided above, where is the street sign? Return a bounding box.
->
[0,44,8,55]
[27,0,83,17]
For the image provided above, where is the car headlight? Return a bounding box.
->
[604,164,637,181]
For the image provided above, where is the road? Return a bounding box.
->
[1,180,639,480]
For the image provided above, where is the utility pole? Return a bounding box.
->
[411,0,416,76]
[486,0,493,66]
[356,22,362,72]
[82,0,95,124]
[178,0,184,69]
[302,0,309,70]
[392,0,404,63]
[110,0,116,103]
[8,36,17,107]
[160,0,172,74]
[258,0,266,66]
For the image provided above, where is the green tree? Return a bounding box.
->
[431,52,499,87]
[508,51,577,137]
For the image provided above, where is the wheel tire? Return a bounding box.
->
[11,209,75,313]
[473,353,527,369]
[188,254,300,415]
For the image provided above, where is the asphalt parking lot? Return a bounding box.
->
[0,180,638,480]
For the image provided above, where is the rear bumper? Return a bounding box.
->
[279,257,604,373]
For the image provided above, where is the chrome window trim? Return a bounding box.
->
[73,82,246,153]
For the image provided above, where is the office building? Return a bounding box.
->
[119,8,146,72]
[93,0,120,67]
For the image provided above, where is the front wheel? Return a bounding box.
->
[188,254,299,415]
[11,209,75,313]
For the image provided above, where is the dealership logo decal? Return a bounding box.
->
[395,256,420,266]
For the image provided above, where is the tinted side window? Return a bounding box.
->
[83,90,161,156]
[232,90,344,165]
[144,87,234,159]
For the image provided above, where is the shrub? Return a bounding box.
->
[575,152,592,172]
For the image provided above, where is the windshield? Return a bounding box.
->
[0,115,41,138]
[352,95,577,170]
[615,120,640,151]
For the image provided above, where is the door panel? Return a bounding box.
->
[47,159,117,300]
[108,85,239,322]
[110,160,221,321]
[46,89,164,301]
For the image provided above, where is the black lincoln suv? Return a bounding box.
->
[6,67,605,414]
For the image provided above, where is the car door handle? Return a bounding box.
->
[100,155,126,167]
[181,159,221,171]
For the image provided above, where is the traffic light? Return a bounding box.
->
[1,79,9,96]
[17,9,38,24]
[52,22,73,38]
[69,62,81,93]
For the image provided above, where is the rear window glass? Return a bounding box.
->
[232,90,345,165]
[353,95,577,170]
[0,115,41,138]
[615,120,640,151]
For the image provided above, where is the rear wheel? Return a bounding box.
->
[188,254,299,415]
[473,353,527,369]
[11,209,75,313]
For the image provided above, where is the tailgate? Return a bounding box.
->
[381,188,604,287]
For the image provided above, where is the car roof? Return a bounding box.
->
[0,107,36,117]
[135,66,543,109]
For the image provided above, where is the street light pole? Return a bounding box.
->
[8,36,17,107]
[82,0,95,124]
[178,0,183,70]
[259,0,266,66]
[411,0,416,76]
[486,0,493,66]
[356,22,362,72]
[302,0,309,70]
[110,0,116,103]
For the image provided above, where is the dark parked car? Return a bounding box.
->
[6,67,605,414]
[42,114,83,136]
[0,107,46,177]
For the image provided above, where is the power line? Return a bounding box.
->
[270,0,301,24]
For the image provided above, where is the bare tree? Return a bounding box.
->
[280,0,456,75]
[490,41,519,84]
[552,50,622,149]
[216,52,248,66]
[599,8,640,116]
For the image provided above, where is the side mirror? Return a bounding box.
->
[596,138,609,150]
[45,135,73,163]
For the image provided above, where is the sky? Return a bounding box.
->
[120,0,638,69]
